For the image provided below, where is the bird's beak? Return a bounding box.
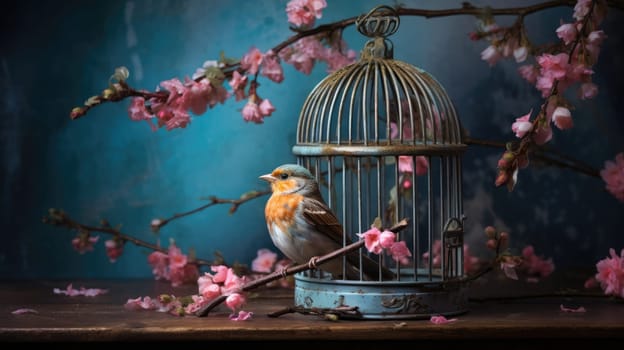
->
[259,174,276,183]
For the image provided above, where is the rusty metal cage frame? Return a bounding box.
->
[290,6,469,319]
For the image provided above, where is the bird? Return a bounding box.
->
[259,163,395,281]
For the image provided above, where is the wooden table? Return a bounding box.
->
[1,271,623,347]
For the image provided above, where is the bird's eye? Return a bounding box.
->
[279,173,289,180]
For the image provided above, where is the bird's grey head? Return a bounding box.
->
[259,164,319,194]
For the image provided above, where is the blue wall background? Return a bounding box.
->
[1,0,623,280]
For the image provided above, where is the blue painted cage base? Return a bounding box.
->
[294,271,469,320]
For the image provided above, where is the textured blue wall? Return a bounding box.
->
[1,0,623,279]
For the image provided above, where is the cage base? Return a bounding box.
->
[294,273,468,320]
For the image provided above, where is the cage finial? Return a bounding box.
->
[356,5,400,59]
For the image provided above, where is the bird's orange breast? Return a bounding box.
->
[265,193,303,235]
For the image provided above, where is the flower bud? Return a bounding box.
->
[486,239,497,250]
[499,231,509,242]
[101,88,115,100]
[484,226,497,238]
[495,171,509,187]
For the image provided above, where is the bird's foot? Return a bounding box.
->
[307,256,320,270]
[278,265,290,279]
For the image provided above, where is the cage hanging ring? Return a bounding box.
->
[356,5,400,38]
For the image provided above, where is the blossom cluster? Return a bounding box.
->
[357,226,412,265]
[485,0,610,191]
[422,239,481,275]
[125,264,251,320]
[147,242,199,287]
[594,248,624,298]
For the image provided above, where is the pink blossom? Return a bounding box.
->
[422,240,442,268]
[230,310,253,321]
[600,153,624,201]
[378,230,396,249]
[168,244,187,269]
[169,264,199,287]
[398,156,413,173]
[241,100,264,124]
[128,97,153,121]
[222,268,246,294]
[511,109,532,138]
[261,51,284,83]
[402,178,412,189]
[587,30,607,46]
[286,0,327,27]
[415,156,429,176]
[124,296,159,310]
[584,276,598,289]
[573,0,592,20]
[198,273,222,300]
[71,234,99,254]
[513,46,528,63]
[520,245,555,280]
[241,47,263,75]
[104,239,124,263]
[279,36,323,75]
[518,65,538,84]
[147,251,169,280]
[229,70,247,95]
[211,265,229,283]
[551,106,573,130]
[184,295,210,315]
[258,99,276,117]
[579,82,598,100]
[556,23,577,45]
[225,293,246,313]
[595,248,624,298]
[357,226,383,254]
[182,78,214,115]
[389,241,412,265]
[252,248,278,273]
[480,45,501,66]
[323,46,357,72]
[463,245,480,274]
[430,315,458,324]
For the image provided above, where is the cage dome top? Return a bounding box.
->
[293,6,466,158]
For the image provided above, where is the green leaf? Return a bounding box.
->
[204,66,225,86]
[219,51,240,65]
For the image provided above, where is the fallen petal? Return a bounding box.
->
[12,308,38,315]
[560,304,586,313]
[430,315,458,324]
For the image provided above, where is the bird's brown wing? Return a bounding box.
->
[300,196,395,281]
[300,196,346,246]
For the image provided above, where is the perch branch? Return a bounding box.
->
[195,218,410,317]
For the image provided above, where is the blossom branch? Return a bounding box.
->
[465,137,600,178]
[42,208,215,266]
[152,189,271,231]
[69,0,623,123]
[494,0,607,190]
[195,218,409,317]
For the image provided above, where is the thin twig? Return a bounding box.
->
[43,209,215,266]
[154,189,271,230]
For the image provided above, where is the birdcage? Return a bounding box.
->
[291,6,468,319]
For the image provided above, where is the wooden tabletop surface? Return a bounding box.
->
[1,270,623,346]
